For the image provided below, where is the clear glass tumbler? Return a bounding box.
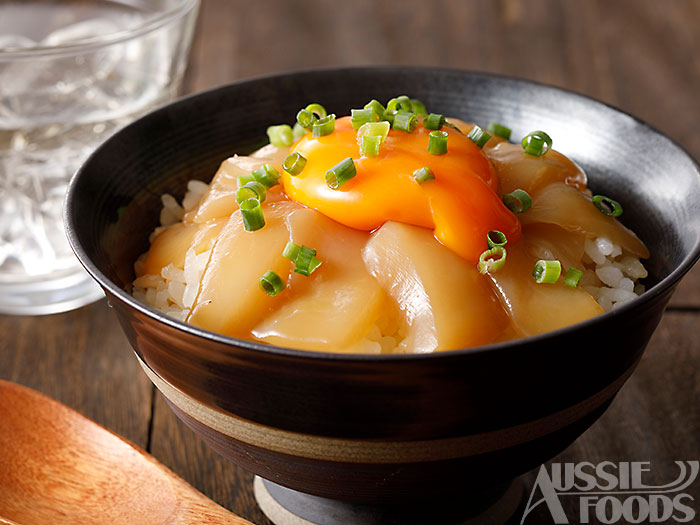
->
[0,0,200,315]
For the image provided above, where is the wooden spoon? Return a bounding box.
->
[0,380,250,524]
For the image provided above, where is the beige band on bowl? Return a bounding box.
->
[137,354,634,464]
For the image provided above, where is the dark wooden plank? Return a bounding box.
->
[149,392,271,524]
[0,300,152,446]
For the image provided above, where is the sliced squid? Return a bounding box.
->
[362,221,508,353]
[520,182,649,258]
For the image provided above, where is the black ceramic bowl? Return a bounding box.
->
[66,68,700,507]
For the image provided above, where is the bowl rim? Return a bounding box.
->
[0,0,200,60]
[65,65,700,363]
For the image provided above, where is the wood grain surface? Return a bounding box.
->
[1,1,698,524]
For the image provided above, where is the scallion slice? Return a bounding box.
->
[428,130,448,155]
[532,259,562,283]
[386,95,412,112]
[357,121,390,156]
[239,198,265,231]
[356,121,390,143]
[424,113,445,130]
[350,108,378,130]
[259,270,285,296]
[282,241,322,276]
[267,124,293,147]
[478,246,507,274]
[563,267,583,288]
[521,130,553,157]
[305,103,327,119]
[392,110,418,133]
[592,195,623,217]
[252,163,280,188]
[361,135,382,156]
[326,157,357,189]
[236,181,267,203]
[502,189,532,213]
[283,152,307,175]
[238,173,255,186]
[312,114,336,137]
[294,245,322,276]
[467,125,491,148]
[282,241,301,261]
[488,122,512,140]
[364,99,386,120]
[487,230,507,249]
[296,109,316,130]
[413,166,435,184]
[382,109,397,124]
[410,98,428,116]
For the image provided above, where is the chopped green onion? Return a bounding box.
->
[294,245,322,276]
[266,124,293,147]
[478,246,507,274]
[410,98,427,115]
[487,230,507,249]
[428,130,448,155]
[305,103,327,119]
[292,122,306,140]
[326,157,357,189]
[357,121,390,156]
[488,122,512,140]
[387,95,412,112]
[259,270,285,296]
[392,110,418,133]
[413,166,435,184]
[424,113,445,130]
[236,181,267,203]
[592,195,623,217]
[239,198,265,231]
[296,109,316,130]
[532,259,562,283]
[563,267,583,288]
[521,130,553,157]
[356,121,390,143]
[467,125,491,148]
[283,152,307,175]
[282,241,301,261]
[312,114,336,137]
[364,99,386,119]
[502,189,532,213]
[361,135,382,156]
[350,108,378,129]
[382,109,397,124]
[252,163,280,188]
[238,173,255,186]
[282,242,322,276]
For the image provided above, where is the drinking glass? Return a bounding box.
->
[0,0,200,314]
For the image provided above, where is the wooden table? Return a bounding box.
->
[2,1,698,523]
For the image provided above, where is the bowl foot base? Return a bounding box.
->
[254,475,524,525]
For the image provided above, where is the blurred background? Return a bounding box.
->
[2,0,698,523]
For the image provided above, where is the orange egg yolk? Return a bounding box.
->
[281,117,521,262]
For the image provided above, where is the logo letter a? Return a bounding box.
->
[521,465,569,524]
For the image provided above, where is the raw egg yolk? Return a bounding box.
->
[282,117,521,262]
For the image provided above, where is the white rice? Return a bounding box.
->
[133,181,211,320]
[581,236,647,311]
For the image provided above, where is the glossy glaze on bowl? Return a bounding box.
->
[66,67,700,502]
